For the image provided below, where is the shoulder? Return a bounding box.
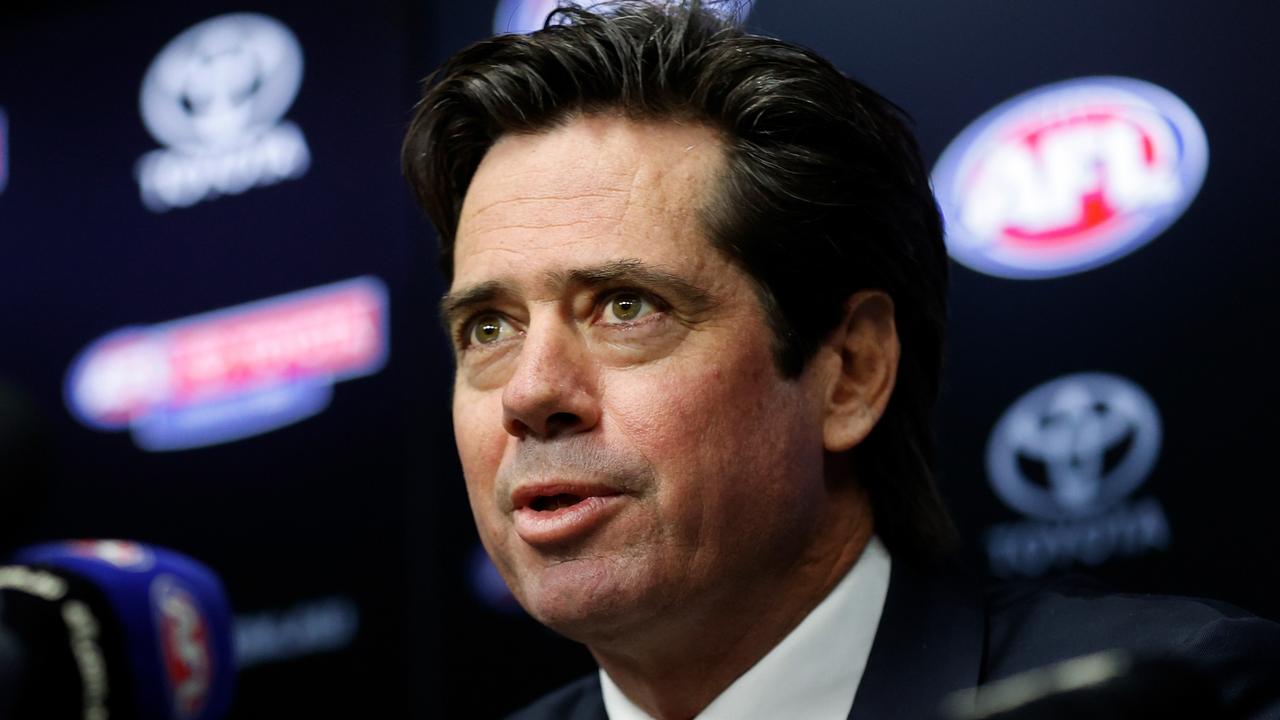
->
[504,673,604,720]
[982,576,1280,714]
[985,575,1274,667]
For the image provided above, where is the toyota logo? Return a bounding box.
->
[140,13,304,153]
[986,372,1162,521]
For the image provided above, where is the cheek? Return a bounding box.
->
[454,389,524,577]
[605,350,809,507]
[453,388,506,504]
[603,365,723,471]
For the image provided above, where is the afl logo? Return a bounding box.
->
[932,77,1209,279]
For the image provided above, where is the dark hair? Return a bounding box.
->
[402,1,955,563]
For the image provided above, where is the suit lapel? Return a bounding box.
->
[566,564,986,720]
[570,677,608,720]
[848,562,986,720]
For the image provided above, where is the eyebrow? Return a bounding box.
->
[439,280,511,333]
[439,258,715,332]
[560,259,714,309]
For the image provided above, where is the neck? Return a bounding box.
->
[590,484,875,720]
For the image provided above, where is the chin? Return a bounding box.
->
[514,554,662,643]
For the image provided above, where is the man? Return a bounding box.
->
[402,2,1280,718]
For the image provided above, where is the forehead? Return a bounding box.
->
[452,114,725,288]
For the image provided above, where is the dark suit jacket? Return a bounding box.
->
[506,563,1280,719]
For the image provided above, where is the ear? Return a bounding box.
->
[820,290,900,453]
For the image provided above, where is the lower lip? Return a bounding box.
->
[512,495,627,546]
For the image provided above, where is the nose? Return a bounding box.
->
[501,320,600,440]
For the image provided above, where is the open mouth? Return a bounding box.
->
[511,488,626,545]
[528,493,586,512]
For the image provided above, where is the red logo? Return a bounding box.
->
[65,276,388,450]
[69,540,155,571]
[153,577,212,719]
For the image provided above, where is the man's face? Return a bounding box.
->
[446,115,835,641]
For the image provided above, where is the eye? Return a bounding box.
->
[465,313,515,346]
[602,292,655,324]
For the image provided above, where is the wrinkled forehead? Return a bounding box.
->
[451,115,726,286]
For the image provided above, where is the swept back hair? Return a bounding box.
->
[403,1,956,563]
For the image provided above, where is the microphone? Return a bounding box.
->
[0,540,235,720]
[943,650,1222,720]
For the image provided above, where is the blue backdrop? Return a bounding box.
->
[2,1,1277,716]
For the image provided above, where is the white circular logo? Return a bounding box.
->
[986,372,1162,521]
[933,77,1209,279]
[493,0,564,34]
[492,0,754,35]
[140,13,304,153]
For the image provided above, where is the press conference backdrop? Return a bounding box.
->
[1,1,1276,717]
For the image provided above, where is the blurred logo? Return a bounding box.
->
[62,600,110,719]
[933,77,1208,279]
[69,540,156,571]
[233,595,360,668]
[984,373,1170,577]
[492,0,753,34]
[152,576,212,719]
[65,276,388,451]
[0,566,69,600]
[136,13,310,212]
[987,372,1161,520]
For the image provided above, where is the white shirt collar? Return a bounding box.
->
[600,535,892,720]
